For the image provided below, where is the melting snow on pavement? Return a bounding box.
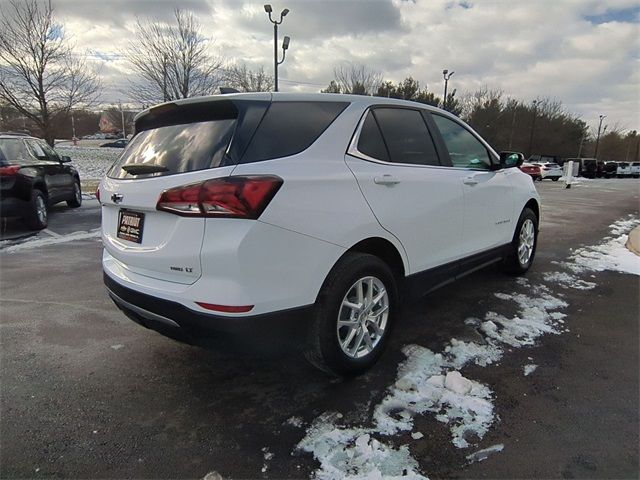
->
[295,216,639,479]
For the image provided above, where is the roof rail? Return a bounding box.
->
[0,131,31,136]
[219,87,240,94]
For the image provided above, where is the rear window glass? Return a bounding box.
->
[0,139,31,164]
[108,119,236,179]
[240,101,348,163]
[357,111,389,161]
[373,108,440,166]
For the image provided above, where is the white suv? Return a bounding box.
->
[100,93,540,376]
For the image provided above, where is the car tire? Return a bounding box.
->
[552,177,559,182]
[26,189,48,230]
[304,252,398,377]
[502,207,538,275]
[67,180,82,208]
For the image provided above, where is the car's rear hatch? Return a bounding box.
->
[100,96,270,284]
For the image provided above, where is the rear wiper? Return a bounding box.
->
[121,163,169,175]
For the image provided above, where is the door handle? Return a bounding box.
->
[463,175,479,186]
[374,174,401,186]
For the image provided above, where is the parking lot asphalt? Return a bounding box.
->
[1,179,638,479]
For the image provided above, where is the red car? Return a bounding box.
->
[519,162,541,181]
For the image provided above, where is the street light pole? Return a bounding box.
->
[594,114,606,160]
[264,5,290,92]
[528,99,538,157]
[442,69,454,111]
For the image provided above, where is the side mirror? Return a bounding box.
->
[499,151,524,169]
[60,155,71,163]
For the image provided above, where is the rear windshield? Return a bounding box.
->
[0,138,31,164]
[108,119,236,179]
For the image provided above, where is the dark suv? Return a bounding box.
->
[0,134,82,230]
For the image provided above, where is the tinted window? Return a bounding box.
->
[432,114,493,170]
[357,111,389,161]
[25,139,48,160]
[38,140,60,161]
[373,108,439,165]
[241,101,348,163]
[108,119,236,179]
[0,139,31,163]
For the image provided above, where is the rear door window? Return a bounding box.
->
[356,111,389,162]
[372,108,440,166]
[240,101,348,163]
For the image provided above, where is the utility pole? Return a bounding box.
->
[528,100,538,157]
[508,107,517,150]
[594,114,606,160]
[118,101,126,138]
[264,5,290,92]
[442,69,454,111]
[71,111,77,146]
[577,130,586,157]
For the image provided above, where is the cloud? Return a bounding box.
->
[49,0,639,130]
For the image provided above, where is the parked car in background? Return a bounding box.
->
[616,162,632,178]
[630,162,640,178]
[101,139,128,148]
[581,159,598,178]
[603,161,618,178]
[0,134,82,229]
[533,162,562,181]
[100,92,540,376]
[519,162,542,181]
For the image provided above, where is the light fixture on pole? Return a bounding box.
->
[264,5,290,92]
[594,114,606,160]
[442,69,454,111]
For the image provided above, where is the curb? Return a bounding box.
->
[626,226,640,257]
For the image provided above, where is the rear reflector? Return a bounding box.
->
[195,302,254,313]
[157,175,282,219]
[0,164,20,176]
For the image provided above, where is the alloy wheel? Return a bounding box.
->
[336,276,389,358]
[518,218,535,265]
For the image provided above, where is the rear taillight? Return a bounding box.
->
[0,165,20,176]
[95,187,100,201]
[157,175,283,219]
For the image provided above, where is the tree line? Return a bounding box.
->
[0,0,636,163]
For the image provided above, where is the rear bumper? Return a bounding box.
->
[104,272,313,340]
[0,196,30,218]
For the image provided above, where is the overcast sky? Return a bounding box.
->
[54,0,639,132]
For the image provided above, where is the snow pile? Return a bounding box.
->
[297,281,569,479]
[297,412,425,480]
[373,345,495,448]
[567,233,640,276]
[261,447,274,473]
[523,364,538,376]
[57,145,120,180]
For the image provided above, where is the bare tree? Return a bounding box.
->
[224,63,274,92]
[0,0,100,145]
[125,9,224,105]
[323,63,382,95]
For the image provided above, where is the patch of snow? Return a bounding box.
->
[57,145,119,181]
[523,364,538,376]
[411,432,424,440]
[543,271,596,290]
[110,344,124,350]
[261,447,274,473]
[445,338,503,368]
[297,419,426,480]
[285,416,304,428]
[466,443,504,463]
[0,228,101,253]
[203,471,224,480]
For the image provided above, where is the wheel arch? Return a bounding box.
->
[344,236,407,281]
[524,198,540,222]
